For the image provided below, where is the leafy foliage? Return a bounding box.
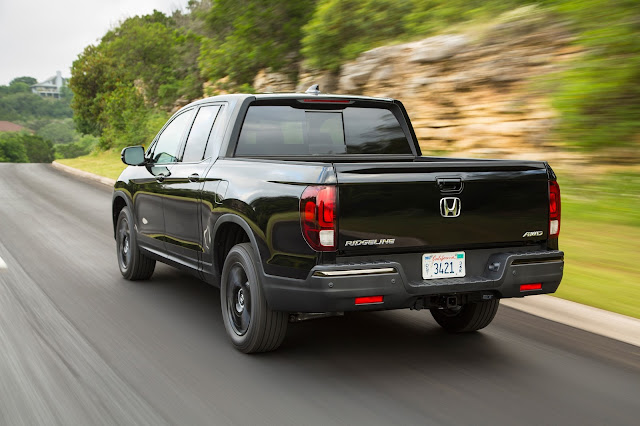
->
[0,132,54,163]
[0,77,83,161]
[547,0,640,149]
[0,90,72,122]
[199,0,315,84]
[69,10,203,149]
[0,133,28,162]
[302,0,412,72]
[98,84,168,150]
[302,0,532,72]
[54,134,98,159]
[37,119,76,144]
[62,0,639,154]
[404,0,532,36]
[10,76,38,86]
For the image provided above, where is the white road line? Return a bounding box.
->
[0,256,6,269]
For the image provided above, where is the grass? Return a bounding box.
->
[555,219,640,318]
[57,150,125,181]
[554,170,640,318]
[54,151,640,318]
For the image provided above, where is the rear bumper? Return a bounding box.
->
[261,249,564,312]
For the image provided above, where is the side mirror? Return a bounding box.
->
[121,146,146,166]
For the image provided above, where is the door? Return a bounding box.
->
[134,108,195,253]
[162,104,224,270]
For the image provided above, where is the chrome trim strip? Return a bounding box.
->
[313,267,396,277]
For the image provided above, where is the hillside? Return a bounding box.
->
[66,1,638,162]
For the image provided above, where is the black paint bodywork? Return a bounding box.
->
[113,93,563,313]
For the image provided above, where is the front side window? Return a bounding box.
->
[152,110,194,164]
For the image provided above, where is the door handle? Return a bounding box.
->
[436,177,463,193]
[188,173,200,183]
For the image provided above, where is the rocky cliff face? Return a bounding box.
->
[254,8,583,163]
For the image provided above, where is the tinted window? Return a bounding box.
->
[204,105,227,159]
[344,108,410,154]
[153,110,194,164]
[182,105,221,163]
[236,105,411,156]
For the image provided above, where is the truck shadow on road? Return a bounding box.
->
[134,264,517,372]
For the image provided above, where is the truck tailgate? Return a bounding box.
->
[335,159,549,254]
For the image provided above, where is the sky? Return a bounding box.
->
[0,0,187,85]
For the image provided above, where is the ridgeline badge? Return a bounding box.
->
[345,239,395,247]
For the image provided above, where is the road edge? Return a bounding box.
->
[502,296,640,347]
[49,161,640,347]
[51,161,116,187]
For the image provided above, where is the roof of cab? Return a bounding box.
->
[182,92,396,110]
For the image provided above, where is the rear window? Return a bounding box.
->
[235,105,412,156]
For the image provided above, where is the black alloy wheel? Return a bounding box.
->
[115,206,155,280]
[220,243,287,353]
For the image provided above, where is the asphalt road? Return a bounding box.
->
[0,163,638,426]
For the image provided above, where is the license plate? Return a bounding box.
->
[422,251,466,280]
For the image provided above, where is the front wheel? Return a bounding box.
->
[220,243,287,353]
[430,299,500,332]
[115,206,155,280]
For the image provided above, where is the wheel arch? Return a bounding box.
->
[212,214,265,278]
[112,190,133,239]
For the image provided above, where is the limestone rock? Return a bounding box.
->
[253,69,296,93]
[409,35,468,64]
[296,64,338,93]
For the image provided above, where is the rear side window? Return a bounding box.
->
[235,105,411,156]
[182,105,221,163]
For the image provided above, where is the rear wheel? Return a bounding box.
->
[116,206,155,280]
[430,299,500,332]
[220,243,287,353]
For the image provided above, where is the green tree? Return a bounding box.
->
[10,76,37,86]
[0,91,72,122]
[37,119,76,144]
[22,134,54,162]
[404,0,531,36]
[301,0,411,72]
[0,133,29,163]
[8,82,31,94]
[199,0,315,85]
[98,84,164,150]
[0,132,54,163]
[548,0,640,149]
[70,10,202,141]
[55,134,98,159]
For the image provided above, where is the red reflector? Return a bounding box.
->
[520,283,542,291]
[302,99,351,103]
[355,296,384,305]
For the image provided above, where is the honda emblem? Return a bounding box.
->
[440,197,461,217]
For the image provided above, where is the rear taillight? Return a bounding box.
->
[549,180,561,238]
[300,186,337,251]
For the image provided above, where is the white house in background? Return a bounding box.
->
[31,71,68,98]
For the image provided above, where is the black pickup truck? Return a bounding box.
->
[114,89,564,353]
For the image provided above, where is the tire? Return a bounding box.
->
[115,206,155,280]
[430,299,500,333]
[220,243,287,353]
